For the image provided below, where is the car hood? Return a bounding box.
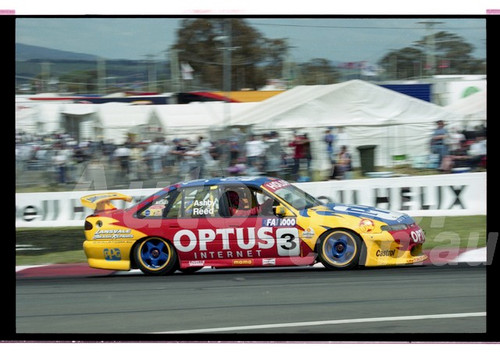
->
[303,203,415,226]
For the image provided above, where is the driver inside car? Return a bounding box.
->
[226,189,275,217]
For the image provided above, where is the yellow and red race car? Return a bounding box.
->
[81,177,427,275]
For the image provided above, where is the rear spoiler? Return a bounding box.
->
[81,192,133,212]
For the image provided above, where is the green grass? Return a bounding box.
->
[16,215,486,266]
[16,227,85,266]
[16,250,87,266]
[416,215,487,249]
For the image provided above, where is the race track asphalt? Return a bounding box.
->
[15,262,487,338]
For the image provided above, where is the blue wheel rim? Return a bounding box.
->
[324,233,356,265]
[140,239,170,270]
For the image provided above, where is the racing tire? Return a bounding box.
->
[134,237,178,276]
[317,229,362,270]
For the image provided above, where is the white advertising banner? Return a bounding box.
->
[15,173,486,228]
[298,172,486,217]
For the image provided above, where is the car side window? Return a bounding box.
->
[222,186,277,217]
[164,191,183,218]
[181,186,220,218]
[138,189,180,218]
[255,190,278,216]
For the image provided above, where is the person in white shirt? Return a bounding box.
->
[468,135,486,157]
[53,150,68,184]
[448,128,466,152]
[114,144,131,177]
[245,134,266,173]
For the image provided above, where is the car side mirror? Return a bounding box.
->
[275,205,294,217]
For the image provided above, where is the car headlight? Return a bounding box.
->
[381,223,409,232]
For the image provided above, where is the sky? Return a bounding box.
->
[15,17,486,65]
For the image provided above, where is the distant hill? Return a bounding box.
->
[16,43,99,61]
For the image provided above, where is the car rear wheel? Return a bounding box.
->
[134,237,178,275]
[317,230,362,270]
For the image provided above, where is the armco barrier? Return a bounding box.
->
[15,173,486,228]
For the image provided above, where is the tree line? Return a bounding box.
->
[17,19,486,94]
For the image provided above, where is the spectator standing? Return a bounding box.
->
[335,127,349,152]
[102,140,116,164]
[192,136,215,178]
[333,145,352,180]
[228,128,245,167]
[114,144,131,182]
[157,139,171,173]
[263,131,283,177]
[129,143,144,181]
[303,133,312,178]
[182,139,203,180]
[52,149,68,184]
[147,138,163,175]
[289,132,306,180]
[245,134,266,174]
[227,139,240,167]
[171,138,188,176]
[324,128,336,162]
[430,120,449,169]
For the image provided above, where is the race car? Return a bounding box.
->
[81,177,427,275]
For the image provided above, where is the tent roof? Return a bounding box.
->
[35,103,62,123]
[230,80,463,129]
[61,103,97,116]
[153,102,259,132]
[443,89,486,121]
[96,102,152,127]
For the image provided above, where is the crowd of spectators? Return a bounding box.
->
[16,125,360,190]
[429,121,487,172]
[15,129,324,189]
[15,121,486,190]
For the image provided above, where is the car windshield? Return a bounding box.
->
[273,184,322,210]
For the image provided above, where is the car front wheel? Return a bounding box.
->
[317,229,362,270]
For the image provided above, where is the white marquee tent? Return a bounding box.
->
[17,80,479,173]
[15,99,259,143]
[230,80,468,170]
[95,103,153,144]
[15,96,39,134]
[33,103,65,134]
[443,89,486,126]
[149,101,259,138]
[61,104,98,141]
[15,95,73,135]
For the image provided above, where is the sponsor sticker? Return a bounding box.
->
[263,258,276,266]
[233,259,253,266]
[376,249,396,257]
[188,260,205,266]
[410,228,426,243]
[173,226,301,259]
[302,227,315,239]
[262,218,296,227]
[93,229,133,240]
[104,248,121,261]
[263,179,290,192]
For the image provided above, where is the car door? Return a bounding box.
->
[166,185,227,261]
[219,185,301,261]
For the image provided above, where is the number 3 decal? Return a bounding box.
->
[276,228,300,256]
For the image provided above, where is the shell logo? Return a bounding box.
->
[359,218,375,233]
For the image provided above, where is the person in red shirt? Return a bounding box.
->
[289,133,305,179]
